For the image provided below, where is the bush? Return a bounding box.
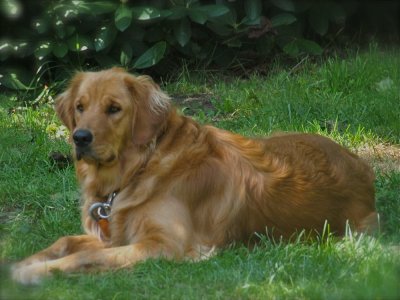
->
[0,0,398,92]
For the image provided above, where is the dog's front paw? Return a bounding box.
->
[12,262,50,285]
[13,257,43,272]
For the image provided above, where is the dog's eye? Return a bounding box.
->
[107,105,121,115]
[76,104,84,112]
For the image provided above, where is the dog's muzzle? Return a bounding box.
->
[73,129,93,147]
[73,129,93,160]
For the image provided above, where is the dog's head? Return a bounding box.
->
[55,68,170,165]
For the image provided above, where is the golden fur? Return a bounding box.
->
[12,68,377,284]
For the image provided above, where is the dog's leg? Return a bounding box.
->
[12,235,104,277]
[357,212,379,234]
[12,240,174,284]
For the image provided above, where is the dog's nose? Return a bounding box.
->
[73,129,93,147]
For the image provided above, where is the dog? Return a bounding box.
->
[12,68,377,284]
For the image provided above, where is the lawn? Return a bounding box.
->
[1,46,399,299]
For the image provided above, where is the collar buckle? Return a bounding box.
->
[89,192,117,221]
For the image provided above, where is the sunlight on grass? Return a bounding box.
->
[167,47,400,146]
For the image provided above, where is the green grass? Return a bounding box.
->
[1,47,399,299]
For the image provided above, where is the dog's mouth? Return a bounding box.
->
[75,146,93,161]
[75,147,117,165]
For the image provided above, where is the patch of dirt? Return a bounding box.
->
[171,93,216,116]
[355,143,400,173]
[49,151,73,169]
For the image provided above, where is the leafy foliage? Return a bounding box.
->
[0,0,399,92]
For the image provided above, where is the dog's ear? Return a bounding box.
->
[55,72,85,131]
[124,75,170,145]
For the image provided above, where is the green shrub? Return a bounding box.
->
[0,0,398,93]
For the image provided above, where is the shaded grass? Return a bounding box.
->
[1,46,399,299]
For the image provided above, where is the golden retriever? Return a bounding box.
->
[12,68,377,284]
